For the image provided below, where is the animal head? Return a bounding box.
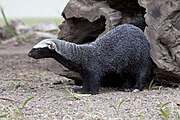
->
[28,39,57,59]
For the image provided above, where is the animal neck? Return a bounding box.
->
[51,40,89,71]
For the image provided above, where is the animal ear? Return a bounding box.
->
[48,42,56,50]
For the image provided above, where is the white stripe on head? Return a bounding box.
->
[33,39,52,49]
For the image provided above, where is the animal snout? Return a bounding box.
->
[28,52,31,57]
[28,51,33,57]
[28,49,36,58]
[28,49,41,59]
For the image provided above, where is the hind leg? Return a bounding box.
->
[119,74,131,91]
[132,68,148,91]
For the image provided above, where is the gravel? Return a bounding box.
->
[0,43,179,120]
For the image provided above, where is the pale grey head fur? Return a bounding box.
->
[33,39,57,50]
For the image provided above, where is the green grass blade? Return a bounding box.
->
[110,104,118,114]
[148,79,156,90]
[117,99,125,111]
[64,87,90,100]
[110,99,125,114]
[0,4,9,26]
[139,112,143,120]
[17,106,22,115]
[22,97,34,108]
[160,109,169,120]
[0,4,17,36]
[161,102,171,109]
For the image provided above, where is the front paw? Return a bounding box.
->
[73,87,98,95]
[88,90,98,95]
[73,87,89,94]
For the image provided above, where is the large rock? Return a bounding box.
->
[55,0,180,83]
[58,0,121,43]
[0,19,58,45]
[10,19,30,34]
[138,0,180,82]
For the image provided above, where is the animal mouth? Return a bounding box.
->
[28,51,36,59]
[28,51,32,57]
[28,49,39,59]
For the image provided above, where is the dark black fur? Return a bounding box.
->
[29,24,152,94]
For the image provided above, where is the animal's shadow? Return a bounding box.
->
[73,73,136,91]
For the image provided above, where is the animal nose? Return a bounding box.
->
[28,51,32,57]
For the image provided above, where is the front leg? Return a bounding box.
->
[74,71,101,95]
[89,73,101,95]
[73,78,90,94]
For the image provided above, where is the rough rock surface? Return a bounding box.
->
[57,0,180,83]
[138,0,180,82]
[58,0,145,43]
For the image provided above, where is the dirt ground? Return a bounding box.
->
[0,43,180,120]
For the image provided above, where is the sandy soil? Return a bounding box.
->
[0,43,180,120]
